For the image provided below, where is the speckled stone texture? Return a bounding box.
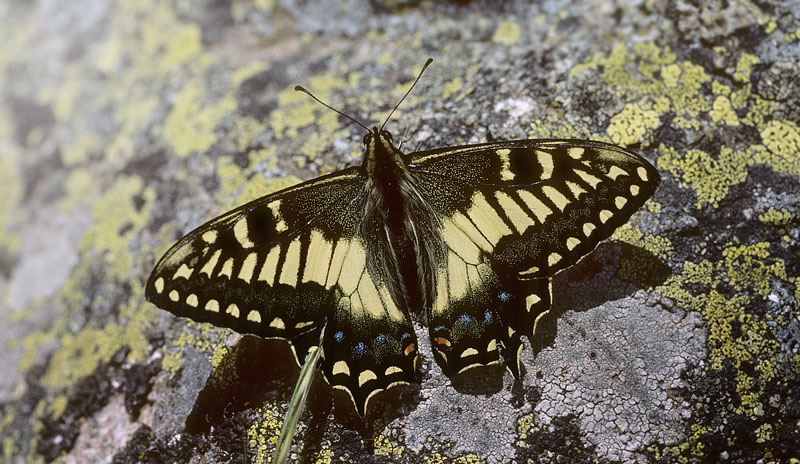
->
[1,0,798,463]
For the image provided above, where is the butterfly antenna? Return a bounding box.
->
[295,86,370,132]
[381,58,433,131]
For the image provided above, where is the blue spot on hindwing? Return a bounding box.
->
[484,310,493,324]
[499,291,511,302]
[333,331,344,342]
[354,342,367,357]
[375,334,389,345]
[457,314,472,325]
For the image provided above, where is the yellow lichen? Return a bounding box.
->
[721,242,787,299]
[711,81,731,96]
[649,440,691,463]
[61,170,98,211]
[656,145,750,208]
[658,241,785,424]
[661,63,682,88]
[760,120,800,170]
[734,53,760,83]
[374,431,404,459]
[442,77,463,100]
[47,394,68,418]
[40,302,158,388]
[492,20,520,46]
[528,114,588,140]
[159,22,202,68]
[208,342,237,385]
[424,452,446,464]
[729,86,750,110]
[755,423,773,443]
[377,51,393,65]
[234,116,267,151]
[683,260,714,287]
[216,156,300,211]
[453,454,484,464]
[231,61,269,89]
[516,413,537,445]
[246,406,284,463]
[3,436,15,460]
[21,172,159,388]
[795,277,800,308]
[646,200,662,213]
[607,99,662,146]
[164,80,237,158]
[83,176,155,280]
[613,224,674,261]
[99,1,207,76]
[709,95,739,126]
[758,207,793,227]
[270,76,350,140]
[688,423,708,457]
[160,344,185,377]
[60,132,102,166]
[571,42,712,138]
[162,322,228,377]
[740,94,773,128]
[0,410,15,458]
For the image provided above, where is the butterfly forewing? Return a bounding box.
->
[410,139,659,275]
[147,168,363,340]
[408,139,660,376]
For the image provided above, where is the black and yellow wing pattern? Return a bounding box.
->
[146,167,421,416]
[407,139,660,377]
[147,128,659,416]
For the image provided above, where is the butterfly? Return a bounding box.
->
[145,59,660,416]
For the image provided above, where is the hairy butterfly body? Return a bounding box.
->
[146,66,660,417]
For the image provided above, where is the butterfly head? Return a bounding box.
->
[362,127,394,146]
[362,126,405,174]
[363,126,394,149]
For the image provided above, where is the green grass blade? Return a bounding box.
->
[270,324,326,463]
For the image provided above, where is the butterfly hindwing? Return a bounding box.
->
[409,139,659,375]
[146,168,419,416]
[319,237,420,416]
[423,204,555,378]
[323,277,419,416]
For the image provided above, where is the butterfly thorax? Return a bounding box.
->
[360,128,441,316]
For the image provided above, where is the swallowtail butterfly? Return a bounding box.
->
[146,60,660,416]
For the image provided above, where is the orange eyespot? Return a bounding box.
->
[404,343,416,356]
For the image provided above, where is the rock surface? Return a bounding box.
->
[1,0,798,463]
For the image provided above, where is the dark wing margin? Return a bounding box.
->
[408,139,660,376]
[145,167,419,416]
